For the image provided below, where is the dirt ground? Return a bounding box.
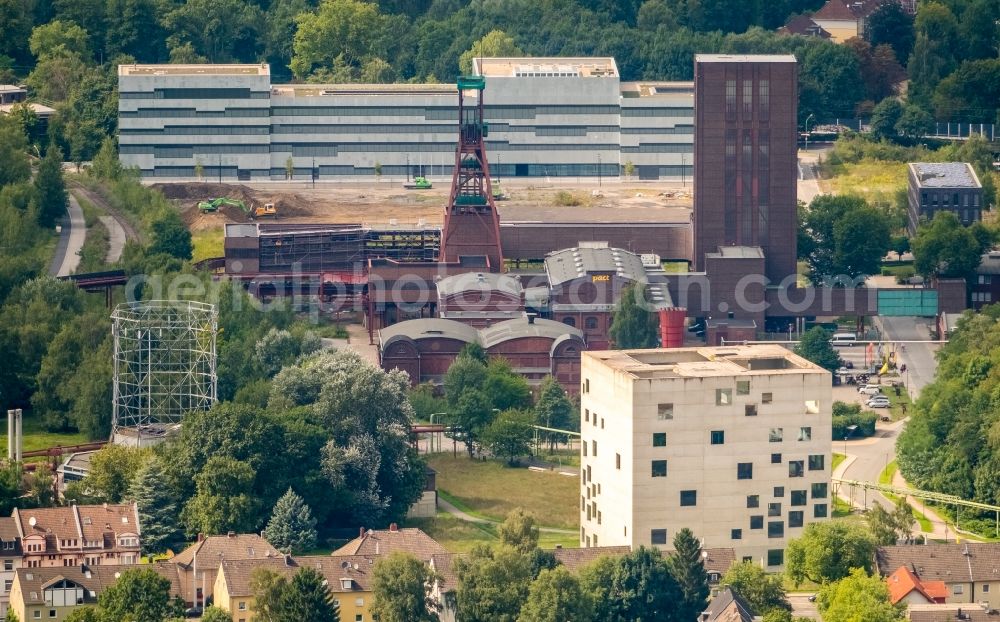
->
[154,179,694,232]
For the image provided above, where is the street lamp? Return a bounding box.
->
[804,113,815,151]
[844,424,858,456]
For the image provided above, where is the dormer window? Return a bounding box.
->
[340,578,352,590]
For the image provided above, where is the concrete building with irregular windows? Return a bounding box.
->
[117,59,693,181]
[907,162,983,234]
[578,345,831,569]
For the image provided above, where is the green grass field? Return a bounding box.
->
[427,455,579,530]
[0,416,90,462]
[832,452,846,471]
[406,513,579,553]
[821,159,908,204]
[877,461,934,533]
[191,227,224,263]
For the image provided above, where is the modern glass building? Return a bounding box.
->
[118,58,694,181]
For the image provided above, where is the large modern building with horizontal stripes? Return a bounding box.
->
[117,58,694,181]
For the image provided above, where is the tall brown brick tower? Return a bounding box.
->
[693,55,798,284]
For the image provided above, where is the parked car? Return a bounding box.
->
[867,397,891,408]
[858,384,882,395]
[836,366,851,376]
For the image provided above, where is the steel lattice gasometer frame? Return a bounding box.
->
[111,300,218,446]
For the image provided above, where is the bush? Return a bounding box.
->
[832,401,876,438]
[553,190,582,206]
[894,267,915,284]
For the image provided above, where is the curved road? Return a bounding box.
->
[48,193,86,277]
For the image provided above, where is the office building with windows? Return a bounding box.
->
[117,59,693,180]
[693,54,799,284]
[578,345,831,569]
[907,162,983,235]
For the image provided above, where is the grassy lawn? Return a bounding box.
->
[821,159,908,204]
[540,448,580,469]
[0,415,91,462]
[877,460,934,532]
[191,227,224,263]
[427,455,579,530]
[883,387,911,421]
[406,512,579,553]
[832,452,846,471]
[879,460,897,485]
[880,263,915,277]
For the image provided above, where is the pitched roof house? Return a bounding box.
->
[12,504,141,568]
[171,532,280,609]
[876,544,1000,611]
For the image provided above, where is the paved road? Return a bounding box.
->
[48,193,86,277]
[797,147,827,205]
[99,215,126,264]
[834,316,946,532]
[788,593,819,620]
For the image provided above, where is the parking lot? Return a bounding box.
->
[831,342,910,421]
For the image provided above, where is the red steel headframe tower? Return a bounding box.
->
[440,76,503,272]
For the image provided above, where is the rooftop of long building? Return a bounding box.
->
[472,57,619,78]
[118,64,270,77]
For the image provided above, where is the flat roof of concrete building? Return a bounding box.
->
[118,64,270,77]
[908,162,981,189]
[585,344,827,379]
[473,57,619,78]
[707,246,766,259]
[271,83,456,97]
[620,81,694,97]
[695,54,797,63]
[0,84,24,93]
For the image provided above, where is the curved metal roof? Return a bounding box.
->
[436,272,522,299]
[480,318,584,349]
[379,318,479,350]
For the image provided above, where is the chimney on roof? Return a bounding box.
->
[102,503,107,509]
[359,527,365,538]
[389,523,398,532]
[197,533,205,543]
[228,531,236,538]
[284,553,293,567]
[555,544,562,549]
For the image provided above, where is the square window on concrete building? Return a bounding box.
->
[768,502,781,517]
[791,490,807,506]
[652,460,667,477]
[767,549,784,567]
[812,483,828,499]
[750,515,763,529]
[814,504,828,518]
[743,556,753,563]
[789,511,804,528]
[745,404,758,417]
[651,529,668,545]
[805,400,819,414]
[762,392,773,404]
[789,461,804,477]
[768,521,784,538]
[658,403,673,419]
[737,463,753,480]
[798,427,811,441]
[769,428,783,442]
[653,433,667,447]
[747,495,759,508]
[737,380,750,395]
[680,490,697,506]
[809,455,824,470]
[716,389,732,405]
[711,430,725,445]
[771,453,781,463]
[732,529,742,540]
[773,486,784,498]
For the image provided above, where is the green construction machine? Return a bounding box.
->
[198,197,247,213]
[403,176,432,190]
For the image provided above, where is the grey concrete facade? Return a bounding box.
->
[118,59,694,181]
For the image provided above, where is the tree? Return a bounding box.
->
[182,455,261,536]
[129,456,182,556]
[84,444,151,503]
[459,30,524,75]
[373,161,382,182]
[518,566,593,622]
[194,159,204,181]
[912,211,986,279]
[623,160,635,179]
[285,156,294,180]
[285,567,340,622]
[799,42,864,121]
[794,327,841,372]
[264,488,318,554]
[28,20,90,60]
[0,116,31,187]
[580,547,683,622]
[868,98,903,141]
[833,206,891,279]
[290,0,393,80]
[370,552,440,622]
[865,502,900,545]
[668,528,710,621]
[454,544,534,622]
[785,522,876,586]
[865,0,914,63]
[89,137,122,181]
[162,0,263,63]
[149,211,193,260]
[200,606,232,622]
[609,282,660,349]
[98,567,181,622]
[720,560,791,615]
[498,509,540,555]
[483,410,535,466]
[63,608,100,622]
[817,568,905,622]
[26,51,88,102]
[889,235,909,260]
[894,104,933,139]
[534,377,574,452]
[483,358,533,412]
[35,145,68,228]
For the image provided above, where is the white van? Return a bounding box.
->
[830,332,857,347]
